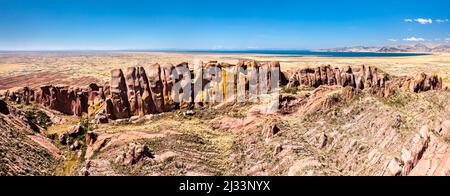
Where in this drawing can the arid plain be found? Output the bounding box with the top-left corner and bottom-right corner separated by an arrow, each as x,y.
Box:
0,51 -> 449,90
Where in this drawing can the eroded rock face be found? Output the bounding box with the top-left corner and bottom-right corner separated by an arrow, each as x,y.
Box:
4,62 -> 444,122
125,67 -> 142,116
174,62 -> 192,109
247,60 -> 260,102
287,65 -> 443,97
147,63 -> 165,113
106,69 -> 131,120
4,87 -> 35,105
161,63 -> 176,111
10,85 -> 90,116
124,66 -> 156,116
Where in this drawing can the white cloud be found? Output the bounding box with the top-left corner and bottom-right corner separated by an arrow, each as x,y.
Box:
405,18 -> 448,24
414,18 -> 433,24
403,37 -> 425,42
446,38 -> 450,41
388,39 -> 398,42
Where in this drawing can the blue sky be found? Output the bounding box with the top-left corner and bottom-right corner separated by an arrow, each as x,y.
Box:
0,0 -> 449,50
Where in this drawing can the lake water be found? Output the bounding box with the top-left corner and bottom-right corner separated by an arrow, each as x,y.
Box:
166,50 -> 429,57
0,50 -> 430,58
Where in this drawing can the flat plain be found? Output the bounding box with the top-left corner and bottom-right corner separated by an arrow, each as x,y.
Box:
0,51 -> 449,89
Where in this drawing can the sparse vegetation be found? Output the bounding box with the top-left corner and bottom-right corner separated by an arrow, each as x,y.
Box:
23,108 -> 52,129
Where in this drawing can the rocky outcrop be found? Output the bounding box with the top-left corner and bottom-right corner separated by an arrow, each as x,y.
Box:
126,66 -> 156,116
106,69 -> 131,120
114,143 -> 153,165
4,85 -> 89,116
287,65 -> 443,97
174,62 -> 193,109
161,63 -> 176,111
148,63 -> 165,113
3,87 -> 35,105
0,102 -> 58,175
3,62 -> 444,121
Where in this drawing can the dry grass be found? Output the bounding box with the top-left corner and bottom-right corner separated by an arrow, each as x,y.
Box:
47,115 -> 79,135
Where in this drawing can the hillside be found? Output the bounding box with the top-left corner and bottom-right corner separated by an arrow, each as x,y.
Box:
321,43 -> 450,53
0,100 -> 59,176
1,61 -> 449,176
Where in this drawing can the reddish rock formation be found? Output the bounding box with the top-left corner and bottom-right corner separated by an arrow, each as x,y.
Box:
174,62 -> 193,109
67,123 -> 83,137
124,66 -> 156,116
203,61 -> 221,105
87,83 -> 106,116
106,69 -> 131,120
247,60 -> 259,102
3,87 -> 34,105
147,63 -> 165,113
20,85 -> 89,116
3,62 -> 444,122
192,60 -> 205,107
115,143 -> 153,165
160,63 -> 176,111
287,65 -> 443,97
125,67 -> 142,116
85,131 -> 98,146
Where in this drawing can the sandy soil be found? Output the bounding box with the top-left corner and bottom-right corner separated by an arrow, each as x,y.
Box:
0,51 -> 448,89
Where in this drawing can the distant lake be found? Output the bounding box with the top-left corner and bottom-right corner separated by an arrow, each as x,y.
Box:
164,50 -> 430,57
0,50 -> 431,58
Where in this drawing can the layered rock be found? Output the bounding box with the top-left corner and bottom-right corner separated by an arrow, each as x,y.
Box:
147,63 -> 165,113
4,85 -> 89,116
160,63 -> 176,111
287,65 -> 443,97
114,143 -> 153,166
124,66 -> 156,116
106,69 -> 131,119
3,62 -> 444,121
173,62 -> 192,109
3,87 -> 35,105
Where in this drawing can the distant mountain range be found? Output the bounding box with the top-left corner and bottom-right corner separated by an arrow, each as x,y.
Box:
319,43 -> 450,53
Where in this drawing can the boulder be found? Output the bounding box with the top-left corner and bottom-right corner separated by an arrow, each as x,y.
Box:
386,157 -> 403,176
115,143 -> 153,165
85,131 -> 98,146
58,134 -> 67,145
70,140 -> 80,150
67,123 -> 83,137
